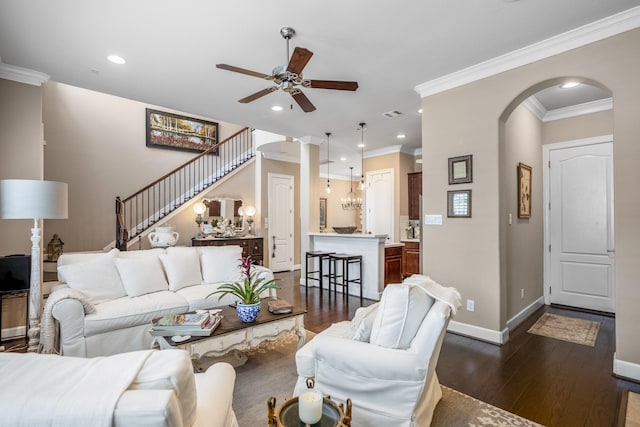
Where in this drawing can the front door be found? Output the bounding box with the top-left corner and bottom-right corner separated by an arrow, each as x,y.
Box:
547,140 -> 614,312
268,173 -> 294,272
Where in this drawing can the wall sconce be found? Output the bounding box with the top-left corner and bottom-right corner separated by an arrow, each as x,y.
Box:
193,202 -> 207,238
245,205 -> 256,235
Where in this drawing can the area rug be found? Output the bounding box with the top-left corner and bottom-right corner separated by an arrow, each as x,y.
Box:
230,331 -> 543,427
527,313 -> 600,346
617,389 -> 640,427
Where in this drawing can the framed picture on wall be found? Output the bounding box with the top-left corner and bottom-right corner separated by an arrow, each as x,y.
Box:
448,155 -> 473,184
518,162 -> 532,218
146,108 -> 219,154
447,190 -> 472,218
320,198 -> 327,230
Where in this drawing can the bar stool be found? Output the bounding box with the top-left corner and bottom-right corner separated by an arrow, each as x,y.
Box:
305,251 -> 335,295
328,253 -> 363,303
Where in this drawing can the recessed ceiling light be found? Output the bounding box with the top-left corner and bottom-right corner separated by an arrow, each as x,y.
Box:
560,82 -> 580,89
271,105 -> 283,111
397,133 -> 406,139
340,157 -> 347,161
357,143 -> 365,148
418,108 -> 423,114
107,55 -> 126,65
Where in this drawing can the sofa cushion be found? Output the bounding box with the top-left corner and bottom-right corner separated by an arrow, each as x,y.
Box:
57,249 -> 126,304
128,349 -> 197,427
84,291 -> 188,336
369,284 -> 434,349
176,283 -> 237,310
343,303 -> 379,342
199,246 -> 243,284
159,247 -> 203,291
115,256 -> 169,297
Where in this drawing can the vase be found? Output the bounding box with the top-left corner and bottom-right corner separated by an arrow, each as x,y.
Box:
236,301 -> 261,322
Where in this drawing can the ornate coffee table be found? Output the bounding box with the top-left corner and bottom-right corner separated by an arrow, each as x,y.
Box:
152,301 -> 306,365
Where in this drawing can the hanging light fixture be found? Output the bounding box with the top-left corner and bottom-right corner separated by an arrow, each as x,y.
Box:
325,132 -> 331,194
358,122 -> 366,190
341,166 -> 362,210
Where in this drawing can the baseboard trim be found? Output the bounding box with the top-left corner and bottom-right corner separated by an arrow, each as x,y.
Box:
448,320 -> 509,344
613,353 -> 640,382
1,326 -> 26,340
507,297 -> 545,331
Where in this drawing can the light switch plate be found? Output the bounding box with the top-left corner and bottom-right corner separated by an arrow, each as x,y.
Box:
425,214 -> 443,225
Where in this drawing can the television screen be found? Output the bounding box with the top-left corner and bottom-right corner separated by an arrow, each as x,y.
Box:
0,255 -> 30,292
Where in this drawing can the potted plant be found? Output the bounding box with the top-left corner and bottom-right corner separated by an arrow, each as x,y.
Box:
208,256 -> 279,322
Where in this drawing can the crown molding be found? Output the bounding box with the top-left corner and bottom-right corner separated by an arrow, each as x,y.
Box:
260,151 -> 300,163
0,61 -> 49,86
415,6 -> 640,98
522,96 -> 547,121
522,96 -> 613,122
543,97 -> 613,122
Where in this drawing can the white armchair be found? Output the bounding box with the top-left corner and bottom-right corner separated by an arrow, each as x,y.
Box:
294,276 -> 460,427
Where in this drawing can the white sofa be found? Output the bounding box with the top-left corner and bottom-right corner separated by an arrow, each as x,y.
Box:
43,245 -> 275,357
0,349 -> 238,427
294,275 -> 461,427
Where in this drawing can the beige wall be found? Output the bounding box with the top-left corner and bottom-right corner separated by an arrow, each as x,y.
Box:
542,109 -> 613,145
364,151 -> 417,241
42,81 -> 244,252
318,178 -> 360,230
0,78 -> 44,333
421,29 -> 640,368
504,104 -> 543,320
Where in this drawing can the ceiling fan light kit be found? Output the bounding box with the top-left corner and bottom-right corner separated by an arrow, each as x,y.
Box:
216,27 -> 359,113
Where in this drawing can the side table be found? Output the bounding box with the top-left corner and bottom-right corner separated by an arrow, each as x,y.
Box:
267,395 -> 352,427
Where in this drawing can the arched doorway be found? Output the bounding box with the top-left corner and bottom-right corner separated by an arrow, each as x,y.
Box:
499,77 -> 614,320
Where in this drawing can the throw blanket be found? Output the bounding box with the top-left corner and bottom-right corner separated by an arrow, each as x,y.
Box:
0,350 -> 153,427
39,286 -> 96,354
403,274 -> 462,315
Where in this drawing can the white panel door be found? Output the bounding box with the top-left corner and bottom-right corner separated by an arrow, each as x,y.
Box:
549,142 -> 614,312
268,174 -> 294,272
365,169 -> 394,242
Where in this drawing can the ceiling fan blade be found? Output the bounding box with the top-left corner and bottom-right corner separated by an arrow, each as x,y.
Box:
287,47 -> 313,75
291,90 -> 316,113
238,87 -> 278,103
308,80 -> 359,91
216,64 -> 271,79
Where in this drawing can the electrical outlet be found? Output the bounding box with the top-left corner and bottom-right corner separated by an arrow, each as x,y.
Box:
466,299 -> 475,312
521,288 -> 525,299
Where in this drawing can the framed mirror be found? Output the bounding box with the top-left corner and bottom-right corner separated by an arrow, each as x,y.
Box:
203,197 -> 244,231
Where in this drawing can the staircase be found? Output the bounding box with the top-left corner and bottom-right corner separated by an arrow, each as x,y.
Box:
115,127 -> 254,250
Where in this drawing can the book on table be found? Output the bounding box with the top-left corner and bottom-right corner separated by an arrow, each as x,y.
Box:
268,299 -> 293,314
150,313 -> 222,337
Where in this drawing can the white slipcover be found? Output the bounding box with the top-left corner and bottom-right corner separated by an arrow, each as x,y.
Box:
294,280 -> 458,427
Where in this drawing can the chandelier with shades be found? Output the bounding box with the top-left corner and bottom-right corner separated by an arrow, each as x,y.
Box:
341,166 -> 362,210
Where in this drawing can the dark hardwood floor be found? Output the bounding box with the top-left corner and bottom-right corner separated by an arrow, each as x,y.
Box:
275,270 -> 640,427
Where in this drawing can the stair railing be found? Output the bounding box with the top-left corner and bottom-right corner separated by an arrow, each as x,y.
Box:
116,127 -> 253,249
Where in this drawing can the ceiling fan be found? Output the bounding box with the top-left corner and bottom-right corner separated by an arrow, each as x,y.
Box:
216,27 -> 359,113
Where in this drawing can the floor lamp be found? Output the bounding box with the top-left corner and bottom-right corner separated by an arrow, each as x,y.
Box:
0,179 -> 68,352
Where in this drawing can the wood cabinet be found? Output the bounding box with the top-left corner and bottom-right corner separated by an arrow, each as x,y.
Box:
402,241 -> 420,278
408,172 -> 422,220
191,236 -> 264,265
384,246 -> 404,286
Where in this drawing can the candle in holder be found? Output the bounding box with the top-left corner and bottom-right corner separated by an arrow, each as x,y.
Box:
298,390 -> 323,424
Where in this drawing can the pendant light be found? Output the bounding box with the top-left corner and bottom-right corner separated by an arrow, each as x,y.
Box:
341,167 -> 362,210
325,132 -> 331,194
358,122 -> 366,190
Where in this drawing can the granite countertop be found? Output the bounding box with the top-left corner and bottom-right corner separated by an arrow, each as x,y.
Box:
400,238 -> 420,243
308,232 -> 388,239
385,242 -> 405,248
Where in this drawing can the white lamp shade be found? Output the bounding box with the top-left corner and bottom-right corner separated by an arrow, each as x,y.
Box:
0,179 -> 68,220
193,202 -> 207,215
245,205 -> 256,217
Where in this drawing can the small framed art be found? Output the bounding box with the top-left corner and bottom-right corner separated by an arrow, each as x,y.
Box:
448,155 -> 473,184
447,190 -> 472,218
517,162 -> 532,218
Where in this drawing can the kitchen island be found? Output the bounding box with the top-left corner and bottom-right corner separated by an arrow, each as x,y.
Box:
308,232 -> 387,300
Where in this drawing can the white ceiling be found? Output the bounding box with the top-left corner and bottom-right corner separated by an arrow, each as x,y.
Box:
0,0 -> 637,178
